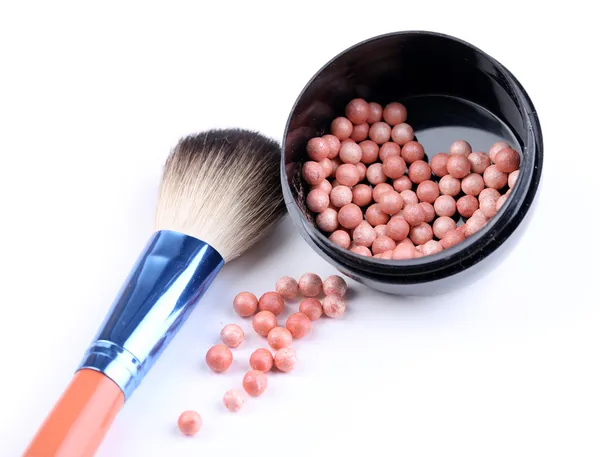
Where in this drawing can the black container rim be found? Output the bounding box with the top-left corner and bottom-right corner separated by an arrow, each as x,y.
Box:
281,30 -> 543,285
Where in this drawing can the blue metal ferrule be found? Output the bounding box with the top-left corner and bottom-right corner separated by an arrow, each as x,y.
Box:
77,230 -> 224,400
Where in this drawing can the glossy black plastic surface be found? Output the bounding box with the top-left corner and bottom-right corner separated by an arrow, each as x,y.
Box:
281,31 -> 543,296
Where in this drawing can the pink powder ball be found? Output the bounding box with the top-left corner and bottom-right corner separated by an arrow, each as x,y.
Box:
494,148 -> 521,173
434,195 -> 457,217
379,191 -> 404,215
479,188 -> 501,203
416,180 -> 440,203
331,117 -> 353,140
461,173 -> 485,196
369,122 -> 392,144
367,102 -> 383,124
322,134 -> 341,159
352,220 -> 377,247
465,215 -> 488,236
206,344 -> 233,373
430,153 -> 450,177
366,163 -> 387,185
345,98 -> 370,124
275,276 -> 299,300
359,140 -> 380,164
392,241 -> 416,260
479,197 -> 497,219
420,202 -> 436,223
302,161 -> 325,185
330,185 -> 353,208
298,272 -> 323,297
438,175 -> 461,196
393,175 -> 413,192
223,389 -> 244,412
243,370 -> 268,396
496,193 -> 509,211
274,347 -> 297,372
400,189 -> 418,205
483,165 -> 508,190
373,183 -> 395,203
299,298 -> 323,320
386,216 -> 410,241
316,208 -> 339,232
432,216 -> 456,239
352,184 -> 373,207
446,154 -> 471,179
489,141 -> 510,163
468,152 -> 491,174
306,137 -> 330,161
449,140 -> 472,157
258,291 -> 285,316
338,203 -> 363,229
249,348 -> 273,372
391,123 -> 414,145
383,155 -> 407,179
322,295 -> 346,318
329,229 -> 351,249
408,160 -> 432,184
422,239 -> 443,256
440,229 -> 466,249
379,142 -> 401,161
383,102 -> 408,125
351,123 -> 370,142
456,195 -> 479,218
286,312 -> 311,339
267,326 -> 293,350
372,235 -> 396,254
403,203 -> 426,227
233,292 -> 258,317
410,222 -> 434,245
306,188 -> 330,213
401,141 -> 425,164
323,275 -> 347,297
335,163 -> 360,187
221,324 -> 244,348
365,203 -> 390,226
339,141 -> 363,164
374,224 -> 388,237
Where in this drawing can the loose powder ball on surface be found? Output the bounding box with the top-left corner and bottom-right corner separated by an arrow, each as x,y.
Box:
252,311 -> 278,337
299,298 -> 323,320
275,276 -> 299,300
323,275 -> 347,297
274,348 -> 297,373
206,344 -> 233,373
322,295 -> 346,318
233,292 -> 258,317
243,370 -> 268,397
298,273 -> 323,297
258,292 -> 285,316
249,348 -> 274,372
178,411 -> 202,436
286,312 -> 311,339
267,327 -> 293,350
223,390 -> 244,413
220,324 -> 244,348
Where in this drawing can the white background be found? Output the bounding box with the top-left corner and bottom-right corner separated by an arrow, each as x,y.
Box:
0,1 -> 598,456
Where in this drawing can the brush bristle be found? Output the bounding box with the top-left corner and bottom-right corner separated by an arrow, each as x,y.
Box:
155,128 -> 286,262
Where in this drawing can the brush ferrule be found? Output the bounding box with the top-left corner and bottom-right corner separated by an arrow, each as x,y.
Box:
78,230 -> 224,400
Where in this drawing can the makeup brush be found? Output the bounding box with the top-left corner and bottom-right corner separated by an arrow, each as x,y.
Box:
24,128 -> 286,457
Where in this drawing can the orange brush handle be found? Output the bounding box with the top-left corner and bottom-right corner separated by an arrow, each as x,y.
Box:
24,369 -> 124,457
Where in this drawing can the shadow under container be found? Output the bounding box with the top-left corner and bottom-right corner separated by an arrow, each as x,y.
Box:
281,31 -> 543,296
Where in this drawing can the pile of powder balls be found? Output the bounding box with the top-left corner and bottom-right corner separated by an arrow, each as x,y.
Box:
177,273 -> 348,436
300,98 -> 521,259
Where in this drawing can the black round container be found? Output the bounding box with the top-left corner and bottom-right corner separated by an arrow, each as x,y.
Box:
281,31 -> 543,295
